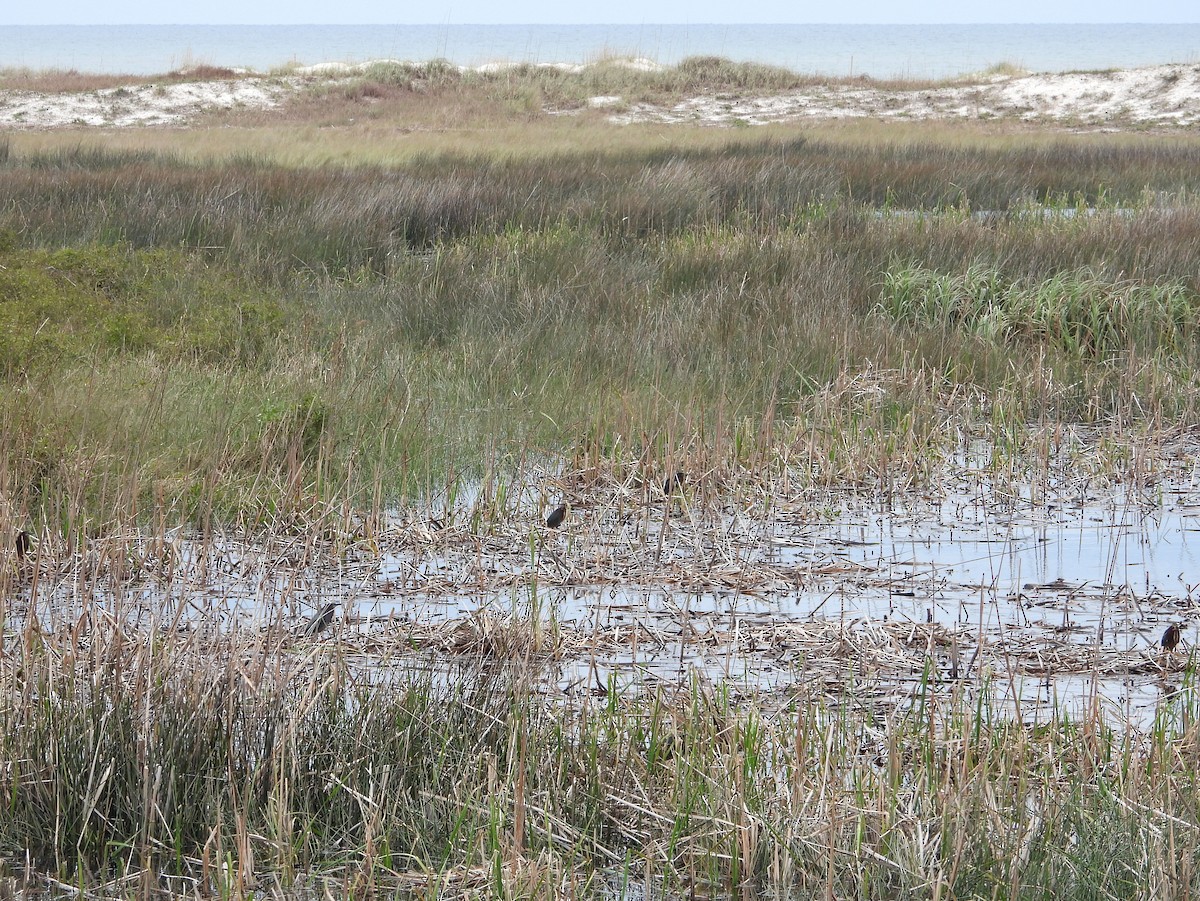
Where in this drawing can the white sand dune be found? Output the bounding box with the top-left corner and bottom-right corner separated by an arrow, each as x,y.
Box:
604,64 -> 1200,128
0,77 -> 295,128
1,61 -> 1198,130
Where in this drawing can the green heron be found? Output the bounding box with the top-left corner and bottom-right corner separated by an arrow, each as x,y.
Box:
663,471 -> 686,494
14,531 -> 32,561
545,504 -> 567,529
1162,623 -> 1183,652
304,602 -> 338,637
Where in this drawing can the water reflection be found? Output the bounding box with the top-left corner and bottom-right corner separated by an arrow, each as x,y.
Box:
7,449 -> 1200,727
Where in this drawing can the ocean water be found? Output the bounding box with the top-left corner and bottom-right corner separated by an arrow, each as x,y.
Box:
1,23 -> 1198,79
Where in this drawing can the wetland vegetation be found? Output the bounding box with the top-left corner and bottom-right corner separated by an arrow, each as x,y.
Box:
4,61 -> 1200,898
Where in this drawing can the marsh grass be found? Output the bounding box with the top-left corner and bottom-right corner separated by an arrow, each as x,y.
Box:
3,606 -> 1200,899
6,69 -> 1200,898
3,136 -> 1200,523
10,138 -> 1200,253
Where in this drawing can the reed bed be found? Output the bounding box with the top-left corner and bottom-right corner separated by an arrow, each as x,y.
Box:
1,597 -> 1200,899
2,422 -> 1190,692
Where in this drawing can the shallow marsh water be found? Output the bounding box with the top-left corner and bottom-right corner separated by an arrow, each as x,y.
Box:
9,434 -> 1200,729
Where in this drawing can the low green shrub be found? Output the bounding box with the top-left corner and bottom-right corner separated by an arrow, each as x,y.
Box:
0,242 -> 283,375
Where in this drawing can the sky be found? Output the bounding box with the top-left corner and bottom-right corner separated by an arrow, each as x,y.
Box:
5,0 -> 1197,24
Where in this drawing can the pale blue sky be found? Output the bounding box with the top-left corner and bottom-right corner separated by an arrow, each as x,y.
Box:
5,0 -> 1197,24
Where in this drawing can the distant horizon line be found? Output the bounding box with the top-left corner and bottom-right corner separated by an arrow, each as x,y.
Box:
5,21 -> 1199,27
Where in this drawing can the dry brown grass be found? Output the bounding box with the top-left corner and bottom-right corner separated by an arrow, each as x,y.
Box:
0,64 -> 242,94
0,68 -> 154,93
13,113 -> 1200,171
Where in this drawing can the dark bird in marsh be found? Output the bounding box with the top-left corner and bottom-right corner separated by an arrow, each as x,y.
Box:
1162,622 -> 1183,653
14,530 -> 32,561
304,602 -> 338,637
663,471 -> 686,495
545,504 -> 568,529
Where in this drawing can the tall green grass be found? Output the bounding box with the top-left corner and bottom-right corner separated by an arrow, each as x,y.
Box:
877,263 -> 1200,357
1,137 -> 1200,527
